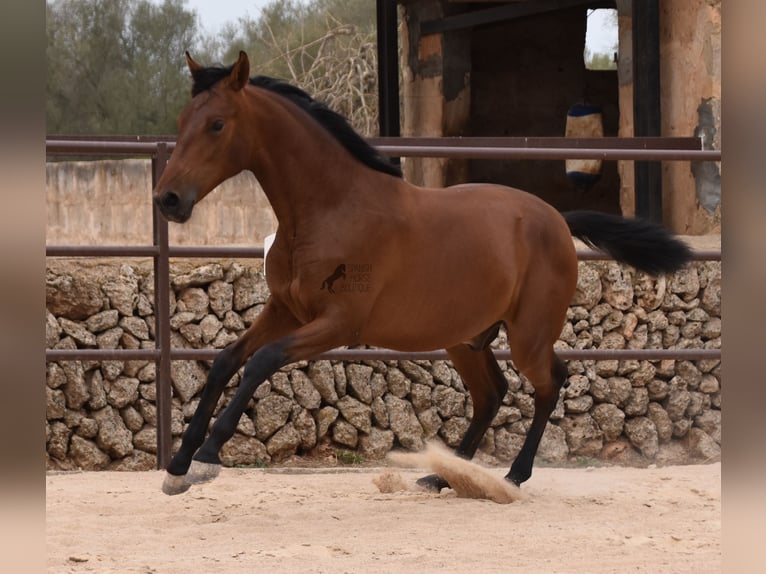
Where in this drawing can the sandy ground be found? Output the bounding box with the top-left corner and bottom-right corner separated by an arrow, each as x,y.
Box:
46,457 -> 720,574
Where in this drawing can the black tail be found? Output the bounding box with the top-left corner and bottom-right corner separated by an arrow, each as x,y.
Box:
562,211 -> 692,275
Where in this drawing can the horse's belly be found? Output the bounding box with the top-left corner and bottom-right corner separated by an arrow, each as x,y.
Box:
362,317 -> 498,352
360,275 -> 512,352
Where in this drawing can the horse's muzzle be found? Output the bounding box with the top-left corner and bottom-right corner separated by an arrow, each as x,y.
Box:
154,189 -> 194,223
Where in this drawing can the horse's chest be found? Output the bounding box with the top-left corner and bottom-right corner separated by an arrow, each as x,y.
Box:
266,261 -> 324,324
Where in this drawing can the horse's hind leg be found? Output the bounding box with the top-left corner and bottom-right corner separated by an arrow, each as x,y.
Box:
416,344 -> 508,492
506,348 -> 568,486
502,233 -> 576,486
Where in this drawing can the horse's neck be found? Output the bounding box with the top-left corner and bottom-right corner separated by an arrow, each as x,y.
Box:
248,88 -> 366,232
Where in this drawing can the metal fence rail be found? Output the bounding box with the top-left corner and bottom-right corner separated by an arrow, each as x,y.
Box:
45,136 -> 722,468
45,347 -> 721,362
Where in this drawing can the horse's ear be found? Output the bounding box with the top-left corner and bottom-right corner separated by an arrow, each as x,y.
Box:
185,51 -> 203,77
229,51 -> 250,91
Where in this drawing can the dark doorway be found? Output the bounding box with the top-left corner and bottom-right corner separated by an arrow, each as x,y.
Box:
468,5 -> 620,214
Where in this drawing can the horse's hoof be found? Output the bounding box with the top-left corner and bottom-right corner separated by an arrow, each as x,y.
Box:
186,460 -> 222,485
505,472 -> 526,487
162,472 -> 192,496
416,474 -> 450,492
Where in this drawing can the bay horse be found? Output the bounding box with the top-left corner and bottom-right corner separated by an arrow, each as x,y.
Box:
154,51 -> 691,496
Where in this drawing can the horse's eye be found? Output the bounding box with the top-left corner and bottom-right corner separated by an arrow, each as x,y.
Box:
211,119 -> 224,132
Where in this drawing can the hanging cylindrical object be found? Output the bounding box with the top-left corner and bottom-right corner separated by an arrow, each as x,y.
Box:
565,103 -> 604,192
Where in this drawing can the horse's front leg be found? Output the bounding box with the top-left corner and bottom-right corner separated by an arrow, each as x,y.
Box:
183,314 -> 347,488
161,299 -> 299,495
161,343 -> 246,495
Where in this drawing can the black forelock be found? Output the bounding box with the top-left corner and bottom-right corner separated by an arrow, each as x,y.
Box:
188,63 -> 402,178
190,63 -> 233,97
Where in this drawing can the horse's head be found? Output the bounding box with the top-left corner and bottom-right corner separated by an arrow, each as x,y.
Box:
153,51 -> 252,223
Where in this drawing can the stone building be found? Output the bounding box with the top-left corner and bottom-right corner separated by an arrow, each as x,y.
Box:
384,0 -> 721,234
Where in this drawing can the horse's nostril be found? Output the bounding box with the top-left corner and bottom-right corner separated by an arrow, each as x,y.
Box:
162,191 -> 180,209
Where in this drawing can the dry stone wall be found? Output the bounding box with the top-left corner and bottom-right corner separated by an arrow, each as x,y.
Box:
45,258 -> 721,471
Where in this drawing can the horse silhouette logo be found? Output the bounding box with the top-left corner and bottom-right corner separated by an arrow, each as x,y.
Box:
320,264 -> 346,294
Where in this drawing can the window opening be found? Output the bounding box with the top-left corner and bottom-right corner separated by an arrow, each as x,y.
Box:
585,8 -> 618,70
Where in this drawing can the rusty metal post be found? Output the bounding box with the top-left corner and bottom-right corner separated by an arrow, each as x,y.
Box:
152,143 -> 173,469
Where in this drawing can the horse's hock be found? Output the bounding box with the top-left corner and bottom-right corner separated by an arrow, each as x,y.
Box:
45,255 -> 721,471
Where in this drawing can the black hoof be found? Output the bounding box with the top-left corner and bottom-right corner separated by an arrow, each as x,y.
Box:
506,472 -> 526,487
416,474 -> 450,492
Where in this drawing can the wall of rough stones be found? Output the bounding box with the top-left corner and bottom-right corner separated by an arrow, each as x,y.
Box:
45,257 -> 721,472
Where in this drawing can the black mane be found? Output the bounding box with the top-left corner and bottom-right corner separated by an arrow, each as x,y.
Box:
190,63 -> 402,178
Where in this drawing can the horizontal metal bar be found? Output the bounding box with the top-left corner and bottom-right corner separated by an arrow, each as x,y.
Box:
48,134 -> 176,143
45,245 -> 160,257
49,135 -> 703,149
45,246 -> 721,262
376,146 -> 721,161
369,136 -> 703,150
46,138 -> 719,161
46,346 -> 720,363
45,245 -> 266,258
167,246 -> 265,258
576,249 -> 721,262
46,349 -> 161,361
317,348 -> 722,362
46,140 -> 174,156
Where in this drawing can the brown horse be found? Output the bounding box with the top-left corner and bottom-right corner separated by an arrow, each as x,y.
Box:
154,51 -> 691,496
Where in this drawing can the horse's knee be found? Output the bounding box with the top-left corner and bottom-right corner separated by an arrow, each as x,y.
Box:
210,343 -> 242,376
242,339 -> 288,382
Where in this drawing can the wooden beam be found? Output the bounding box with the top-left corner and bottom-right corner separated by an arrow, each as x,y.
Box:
632,0 -> 662,223
421,0 -> 606,35
376,0 -> 400,139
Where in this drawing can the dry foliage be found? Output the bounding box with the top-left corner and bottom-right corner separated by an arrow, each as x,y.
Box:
258,16 -> 380,136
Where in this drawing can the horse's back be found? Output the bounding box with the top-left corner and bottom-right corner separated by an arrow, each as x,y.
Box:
359,181 -> 578,350
419,182 -> 575,261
